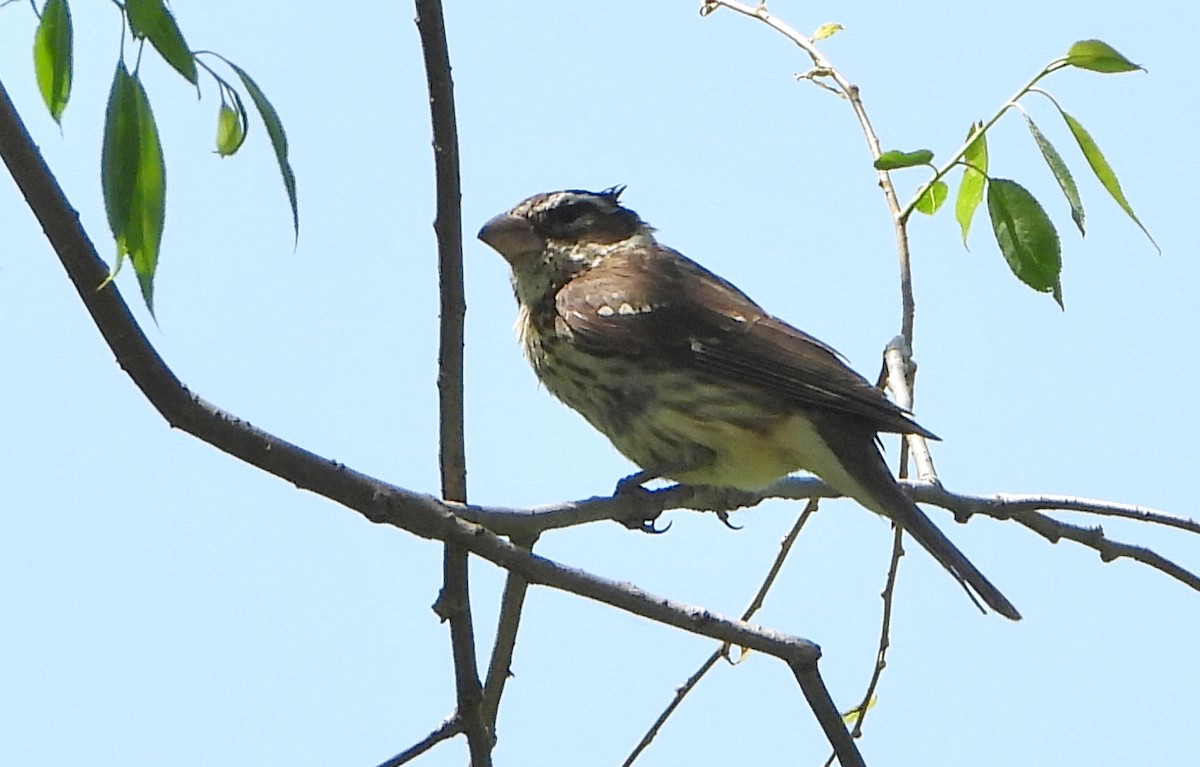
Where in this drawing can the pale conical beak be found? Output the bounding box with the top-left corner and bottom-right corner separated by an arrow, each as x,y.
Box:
478,213 -> 545,263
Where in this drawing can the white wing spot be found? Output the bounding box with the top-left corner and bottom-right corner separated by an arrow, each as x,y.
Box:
617,302 -> 637,315
597,305 -> 615,317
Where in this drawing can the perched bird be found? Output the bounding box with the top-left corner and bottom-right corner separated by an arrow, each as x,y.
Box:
478,186 -> 1019,620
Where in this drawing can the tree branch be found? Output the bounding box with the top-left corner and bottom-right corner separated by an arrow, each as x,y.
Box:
413,0 -> 488,762
480,534 -> 537,731
374,716 -> 462,767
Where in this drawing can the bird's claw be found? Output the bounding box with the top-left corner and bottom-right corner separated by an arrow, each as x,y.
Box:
715,509 -> 743,530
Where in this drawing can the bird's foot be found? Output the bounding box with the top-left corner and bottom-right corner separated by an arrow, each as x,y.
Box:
614,470 -> 672,533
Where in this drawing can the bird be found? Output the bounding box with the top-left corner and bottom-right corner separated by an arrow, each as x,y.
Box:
478,186 -> 1020,620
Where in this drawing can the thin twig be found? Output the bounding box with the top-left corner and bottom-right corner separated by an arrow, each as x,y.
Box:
701,0 -> 916,343
623,500 -> 820,766
374,716 -> 463,767
622,651 -> 724,767
1010,510 -> 1200,591
850,526 -> 903,736
481,534 -> 538,729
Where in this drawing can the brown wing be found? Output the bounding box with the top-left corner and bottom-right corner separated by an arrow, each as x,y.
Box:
554,243 -> 937,438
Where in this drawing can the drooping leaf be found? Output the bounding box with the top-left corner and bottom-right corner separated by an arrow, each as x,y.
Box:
215,103 -> 246,157
101,63 -> 166,312
955,121 -> 987,246
101,63 -> 138,262
1058,108 -> 1158,251
1064,39 -> 1143,74
33,0 -> 73,123
874,148 -> 934,171
987,178 -> 1063,307
224,59 -> 299,240
914,180 -> 947,215
1022,113 -> 1085,236
125,0 -> 196,84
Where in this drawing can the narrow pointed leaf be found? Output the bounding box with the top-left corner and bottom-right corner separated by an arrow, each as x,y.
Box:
215,103 -> 246,157
987,178 -> 1063,307
33,0 -> 73,123
101,64 -> 166,313
915,180 -> 947,215
127,74 -> 166,312
224,61 -> 298,240
1022,113 -> 1085,236
874,148 -> 934,171
1058,108 -> 1158,251
101,63 -> 138,263
126,0 -> 196,84
1064,40 -> 1143,74
955,121 -> 988,246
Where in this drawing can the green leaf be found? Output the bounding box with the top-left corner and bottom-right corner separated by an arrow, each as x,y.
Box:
101,64 -> 137,259
841,696 -> 878,725
225,60 -> 299,240
1064,40 -> 1143,74
987,178 -> 1062,307
33,0 -> 73,123
1022,113 -> 1085,236
1058,108 -> 1158,251
955,121 -> 987,246
125,0 -> 196,84
914,180 -> 947,215
215,103 -> 246,157
812,23 -> 843,42
874,149 -> 934,171
101,64 -> 166,312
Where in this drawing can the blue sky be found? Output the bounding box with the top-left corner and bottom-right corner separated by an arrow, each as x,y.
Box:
2,1 -> 1197,765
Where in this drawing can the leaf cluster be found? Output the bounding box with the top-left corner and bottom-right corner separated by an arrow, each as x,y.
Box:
30,0 -> 298,312
875,40 -> 1155,308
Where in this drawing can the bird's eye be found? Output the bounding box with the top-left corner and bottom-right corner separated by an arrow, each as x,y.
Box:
539,201 -> 598,239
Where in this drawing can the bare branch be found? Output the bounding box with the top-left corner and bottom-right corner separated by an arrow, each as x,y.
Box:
792,661 -> 867,767
481,534 -> 538,729
415,0 -> 467,504
624,500 -> 820,765
915,485 -> 1199,534
413,1 -> 488,761
848,525 -> 904,738
374,716 -> 462,767
1012,511 -> 1200,591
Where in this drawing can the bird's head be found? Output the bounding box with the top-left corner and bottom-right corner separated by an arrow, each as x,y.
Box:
478,186 -> 655,306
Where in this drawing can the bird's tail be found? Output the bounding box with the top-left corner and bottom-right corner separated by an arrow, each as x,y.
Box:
817,420 -> 1021,620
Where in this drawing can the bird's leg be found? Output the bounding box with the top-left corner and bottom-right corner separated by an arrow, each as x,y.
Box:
614,469 -> 659,495
612,470 -> 673,533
